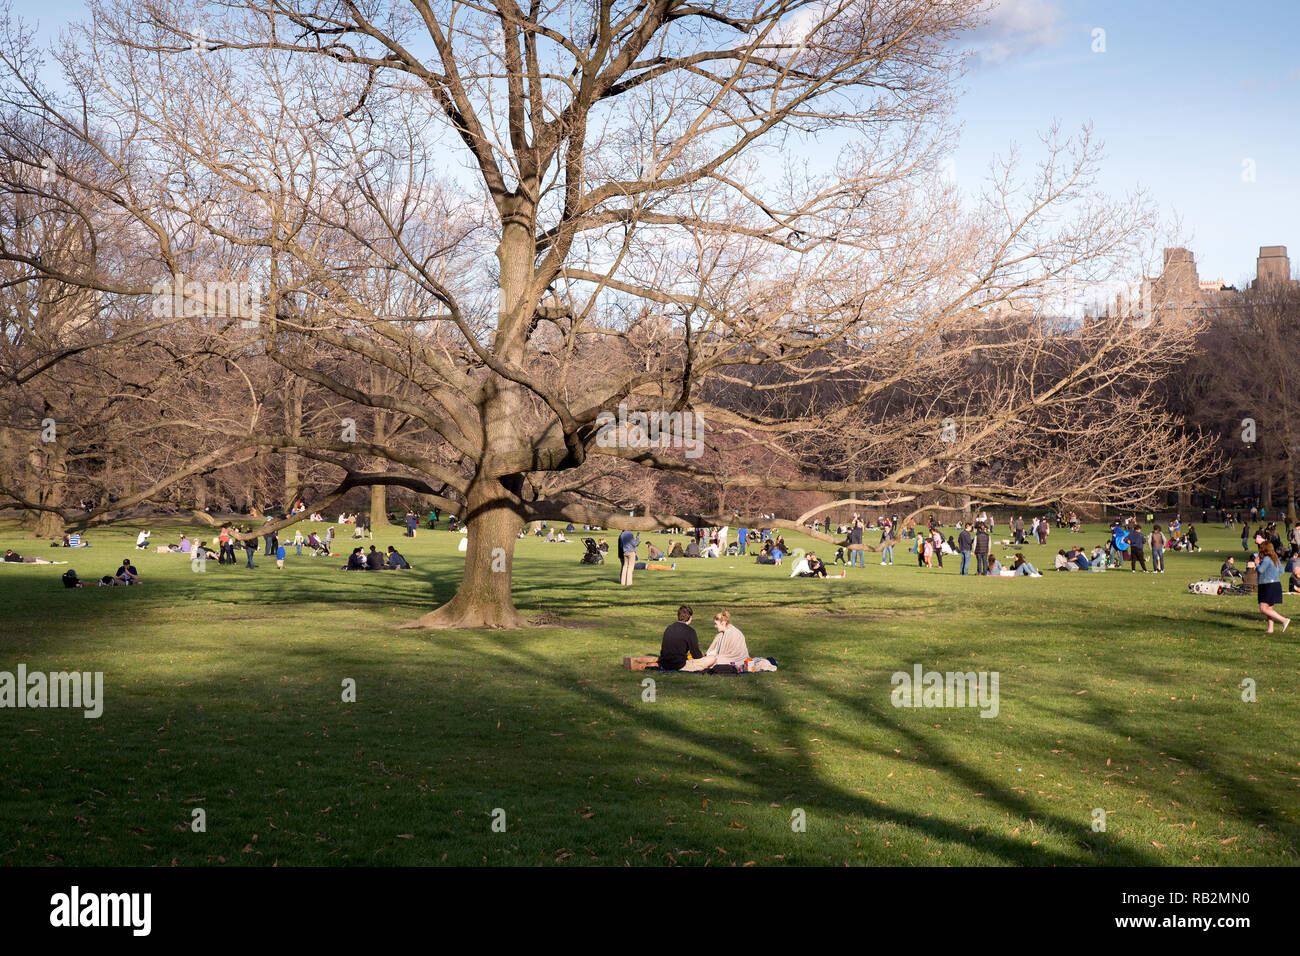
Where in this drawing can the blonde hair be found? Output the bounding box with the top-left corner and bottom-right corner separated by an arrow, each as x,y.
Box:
713,609 -> 731,626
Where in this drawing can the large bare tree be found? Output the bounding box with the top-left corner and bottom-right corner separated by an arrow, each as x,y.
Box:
0,0 -> 1213,627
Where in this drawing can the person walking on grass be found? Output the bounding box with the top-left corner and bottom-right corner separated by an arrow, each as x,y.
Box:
243,532 -> 257,569
1128,524 -> 1149,572
880,524 -> 895,566
1255,541 -> 1290,634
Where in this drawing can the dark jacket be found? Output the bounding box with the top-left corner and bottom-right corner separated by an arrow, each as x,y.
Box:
658,622 -> 702,671
958,529 -> 973,551
974,531 -> 990,555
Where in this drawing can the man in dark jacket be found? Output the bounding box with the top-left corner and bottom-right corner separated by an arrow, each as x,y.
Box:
849,519 -> 864,568
365,546 -> 386,570
657,605 -> 703,671
974,525 -> 991,575
958,524 -> 974,575
1128,526 -> 1148,572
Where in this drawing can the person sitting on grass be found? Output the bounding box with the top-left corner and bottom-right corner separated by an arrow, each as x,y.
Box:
193,541 -> 218,561
365,545 -> 386,570
646,541 -> 665,561
1065,546 -> 1091,571
791,551 -> 829,578
1011,553 -> 1040,576
114,559 -> 140,585
657,605 -> 703,672
343,547 -> 366,571
386,546 -> 411,569
1221,556 -> 1242,580
682,609 -> 751,672
135,529 -> 151,550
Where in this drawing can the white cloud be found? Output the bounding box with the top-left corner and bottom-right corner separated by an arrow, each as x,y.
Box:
965,0 -> 1064,67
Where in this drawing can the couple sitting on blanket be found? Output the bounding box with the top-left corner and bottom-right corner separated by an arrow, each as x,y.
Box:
658,605 -> 773,672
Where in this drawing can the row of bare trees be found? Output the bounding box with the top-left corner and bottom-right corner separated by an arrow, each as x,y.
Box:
0,0 -> 1220,628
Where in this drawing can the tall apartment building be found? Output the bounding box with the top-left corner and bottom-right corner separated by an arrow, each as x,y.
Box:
1253,245 -> 1292,288
1134,244 -> 1294,326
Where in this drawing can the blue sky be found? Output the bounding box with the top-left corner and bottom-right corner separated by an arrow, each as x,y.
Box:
959,0 -> 1300,285
16,0 -> 1299,284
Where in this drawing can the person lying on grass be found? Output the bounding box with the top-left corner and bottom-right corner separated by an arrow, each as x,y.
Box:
680,610 -> 751,672
3,549 -> 64,565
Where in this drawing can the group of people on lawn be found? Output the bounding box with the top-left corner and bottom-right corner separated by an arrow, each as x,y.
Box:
342,545 -> 412,571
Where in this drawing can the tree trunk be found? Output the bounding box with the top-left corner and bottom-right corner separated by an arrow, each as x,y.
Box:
283,379 -> 306,510
27,436 -> 65,538
368,400 -> 388,528
399,478 -> 525,629
400,197 -> 533,629
1287,463 -> 1297,525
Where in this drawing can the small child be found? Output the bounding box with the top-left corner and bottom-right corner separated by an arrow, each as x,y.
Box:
276,543 -> 286,569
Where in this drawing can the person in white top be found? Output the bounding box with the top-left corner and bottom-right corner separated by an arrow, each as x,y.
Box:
135,530 -> 151,549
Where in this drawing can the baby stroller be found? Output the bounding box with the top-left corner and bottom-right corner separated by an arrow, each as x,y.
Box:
580,538 -> 604,565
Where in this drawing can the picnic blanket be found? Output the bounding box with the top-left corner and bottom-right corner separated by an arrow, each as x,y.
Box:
645,657 -> 779,675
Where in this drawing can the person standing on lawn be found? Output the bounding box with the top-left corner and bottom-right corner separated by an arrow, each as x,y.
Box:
958,523 -> 973,575
880,523 -> 896,566
619,528 -> 639,586
1150,524 -> 1166,573
1128,524 -> 1148,572
850,518 -> 865,568
1255,541 -> 1291,634
974,524 -> 990,575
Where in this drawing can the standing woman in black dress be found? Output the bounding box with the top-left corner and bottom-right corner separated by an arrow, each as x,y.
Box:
1255,541 -> 1290,634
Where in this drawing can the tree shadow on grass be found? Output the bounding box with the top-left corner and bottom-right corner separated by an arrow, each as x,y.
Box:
457,642 -> 1161,866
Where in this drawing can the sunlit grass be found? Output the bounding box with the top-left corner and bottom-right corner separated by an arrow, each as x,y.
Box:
0,516 -> 1295,865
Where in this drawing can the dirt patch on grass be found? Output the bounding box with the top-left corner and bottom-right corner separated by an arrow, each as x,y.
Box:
526,611 -> 602,629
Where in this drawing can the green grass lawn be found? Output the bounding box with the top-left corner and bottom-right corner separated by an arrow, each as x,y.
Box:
0,517 -> 1295,866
